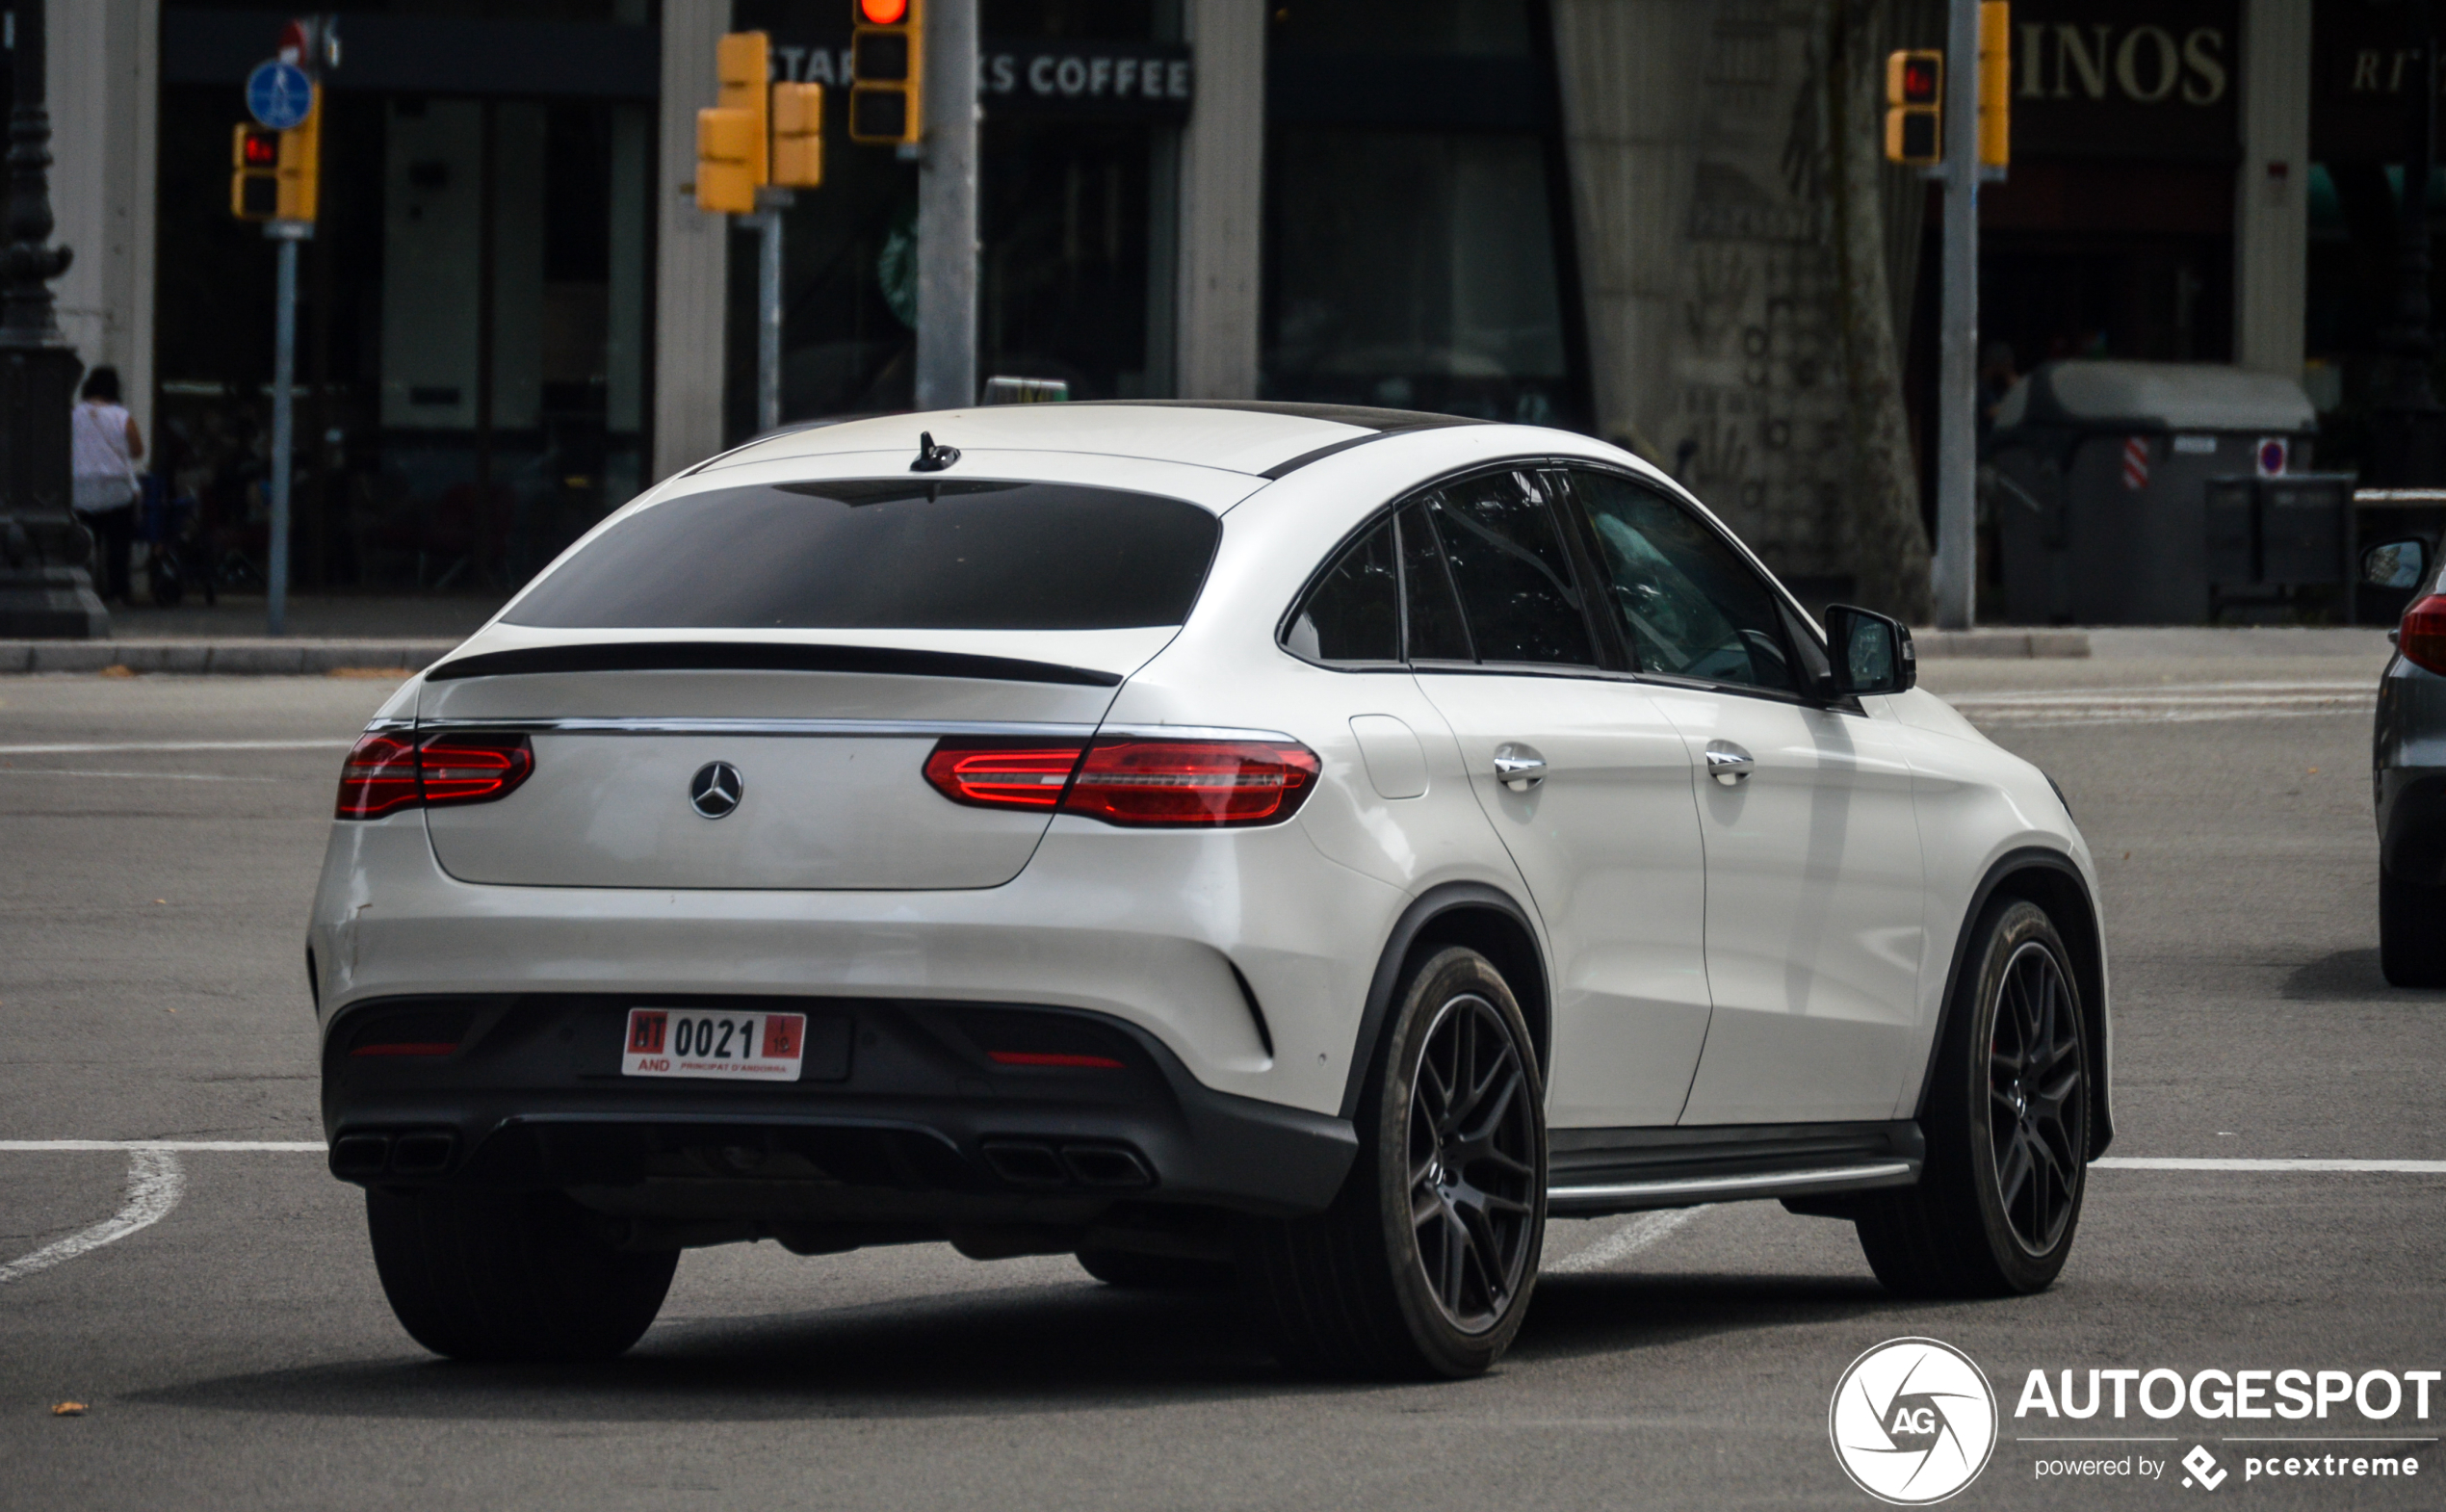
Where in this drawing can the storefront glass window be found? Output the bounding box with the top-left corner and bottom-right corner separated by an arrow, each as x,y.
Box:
1262,0 -> 1585,426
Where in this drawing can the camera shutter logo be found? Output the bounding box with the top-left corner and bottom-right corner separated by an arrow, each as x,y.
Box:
1829,1338 -> 1998,1504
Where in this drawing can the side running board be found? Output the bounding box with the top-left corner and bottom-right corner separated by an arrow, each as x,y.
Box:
1545,1120 -> 1923,1216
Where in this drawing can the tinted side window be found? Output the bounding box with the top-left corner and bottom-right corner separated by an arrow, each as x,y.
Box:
1420,471 -> 1595,666
1397,503 -> 1473,661
1568,470 -> 1799,693
1285,519 -> 1399,663
507,479 -> 1220,631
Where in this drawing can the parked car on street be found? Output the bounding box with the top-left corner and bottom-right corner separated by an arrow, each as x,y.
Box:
2366,537 -> 2446,985
310,402 -> 2112,1378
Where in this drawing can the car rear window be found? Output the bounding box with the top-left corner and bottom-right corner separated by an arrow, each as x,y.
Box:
505,479 -> 1222,631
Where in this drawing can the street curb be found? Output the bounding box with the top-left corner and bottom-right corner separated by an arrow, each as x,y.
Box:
0,639 -> 456,675
1912,629 -> 2091,660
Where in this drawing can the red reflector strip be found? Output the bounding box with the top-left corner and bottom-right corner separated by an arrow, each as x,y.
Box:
349,1042 -> 459,1057
987,1051 -> 1125,1070
923,742 -> 1088,810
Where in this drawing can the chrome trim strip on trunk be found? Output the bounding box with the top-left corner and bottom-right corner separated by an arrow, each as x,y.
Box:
1546,1160 -> 1917,1210
1094,723 -> 1300,743
411,717 -> 1101,739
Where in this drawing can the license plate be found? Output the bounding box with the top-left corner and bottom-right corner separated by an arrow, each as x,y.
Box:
621,1007 -> 806,1082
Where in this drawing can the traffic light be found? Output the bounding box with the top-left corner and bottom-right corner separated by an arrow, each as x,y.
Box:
1978,1 -> 2010,169
770,82 -> 824,189
229,94 -> 321,223
849,0 -> 924,146
232,124 -> 280,220
696,31 -> 769,214
1885,49 -> 1942,167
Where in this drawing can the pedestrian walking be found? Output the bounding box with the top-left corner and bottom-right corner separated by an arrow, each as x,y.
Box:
72,366 -> 143,605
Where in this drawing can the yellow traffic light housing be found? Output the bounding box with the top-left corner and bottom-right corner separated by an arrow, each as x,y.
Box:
849,0 -> 924,146
770,82 -> 824,189
232,124 -> 281,221
1977,1 -> 2010,169
1885,49 -> 1942,167
696,31 -> 770,213
230,93 -> 321,223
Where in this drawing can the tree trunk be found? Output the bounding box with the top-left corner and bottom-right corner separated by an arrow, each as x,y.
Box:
1827,0 -> 1933,622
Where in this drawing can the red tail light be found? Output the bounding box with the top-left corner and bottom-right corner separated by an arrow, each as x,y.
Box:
924,735 -> 1321,827
923,742 -> 1089,810
2405,595 -> 2446,675
987,1050 -> 1125,1069
336,731 -> 534,819
1064,739 -> 1321,826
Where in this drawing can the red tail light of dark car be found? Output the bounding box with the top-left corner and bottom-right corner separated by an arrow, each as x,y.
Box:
336,731 -> 534,819
2402,595 -> 2446,676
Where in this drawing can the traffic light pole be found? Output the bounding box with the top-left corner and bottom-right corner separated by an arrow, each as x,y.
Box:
914,0 -> 977,411
751,190 -> 794,433
1932,0 -> 1980,630
266,219 -> 309,637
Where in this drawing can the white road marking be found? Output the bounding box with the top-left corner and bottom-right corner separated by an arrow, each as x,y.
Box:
0,1140 -> 324,1152
1944,681 -> 2374,727
0,739 -> 351,755
1546,1206 -> 1711,1274
0,1150 -> 184,1287
2095,1157 -> 2446,1173
0,769 -> 290,782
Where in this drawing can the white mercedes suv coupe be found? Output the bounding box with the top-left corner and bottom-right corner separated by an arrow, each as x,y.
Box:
309,403 -> 2110,1378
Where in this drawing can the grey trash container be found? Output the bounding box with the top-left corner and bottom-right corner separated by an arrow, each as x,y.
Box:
1987,360 -> 2318,624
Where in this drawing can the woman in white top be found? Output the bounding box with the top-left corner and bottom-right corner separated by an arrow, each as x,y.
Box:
71,366 -> 143,604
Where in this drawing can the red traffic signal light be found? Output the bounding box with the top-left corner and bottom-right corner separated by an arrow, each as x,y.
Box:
859,0 -> 908,22
1898,55 -> 1939,105
240,127 -> 280,168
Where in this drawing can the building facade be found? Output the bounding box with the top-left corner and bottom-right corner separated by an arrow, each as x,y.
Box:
48,0 -> 2352,612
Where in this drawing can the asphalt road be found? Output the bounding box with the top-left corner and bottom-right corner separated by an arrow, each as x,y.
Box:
3,638 -> 2441,1510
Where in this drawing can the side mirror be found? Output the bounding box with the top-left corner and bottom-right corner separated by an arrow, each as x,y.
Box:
1824,604 -> 1916,696
2364,538 -> 2429,590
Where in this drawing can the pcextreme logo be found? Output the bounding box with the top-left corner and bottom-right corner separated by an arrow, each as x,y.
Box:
1831,1338 -> 2000,1504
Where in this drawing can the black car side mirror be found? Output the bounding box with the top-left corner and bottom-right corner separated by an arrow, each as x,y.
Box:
1823,605 -> 1916,696
2364,537 -> 2428,590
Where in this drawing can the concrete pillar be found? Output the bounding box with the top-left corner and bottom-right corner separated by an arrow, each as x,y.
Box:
2234,0 -> 2311,379
655,0 -> 731,481
48,0 -> 159,442
1174,0 -> 1264,400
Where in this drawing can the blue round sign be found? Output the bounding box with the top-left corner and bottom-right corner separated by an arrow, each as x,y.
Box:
246,61 -> 314,131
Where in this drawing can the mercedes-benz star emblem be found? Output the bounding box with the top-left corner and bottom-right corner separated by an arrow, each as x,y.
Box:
689,761 -> 743,820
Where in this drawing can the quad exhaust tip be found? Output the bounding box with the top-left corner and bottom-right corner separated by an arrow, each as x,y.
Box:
979,1138 -> 1152,1190
330,1129 -> 459,1180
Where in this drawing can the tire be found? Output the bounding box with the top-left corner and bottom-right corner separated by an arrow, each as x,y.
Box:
2380,871 -> 2446,986
1075,1248 -> 1236,1290
1236,946 -> 1547,1379
365,1187 -> 677,1362
1855,899 -> 2089,1298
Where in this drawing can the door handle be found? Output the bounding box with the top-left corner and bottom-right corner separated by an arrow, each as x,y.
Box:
1704,741 -> 1755,786
1493,743 -> 1548,792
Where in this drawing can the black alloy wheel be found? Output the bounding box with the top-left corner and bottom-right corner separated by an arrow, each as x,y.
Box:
1407,991 -> 1541,1333
1236,945 -> 1548,1378
1854,898 -> 2089,1297
1988,938 -> 2085,1257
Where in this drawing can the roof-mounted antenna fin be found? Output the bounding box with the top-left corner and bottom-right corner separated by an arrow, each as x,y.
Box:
911,431 -> 961,473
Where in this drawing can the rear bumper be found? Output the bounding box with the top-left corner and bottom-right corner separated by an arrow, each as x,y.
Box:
324,992 -> 1357,1227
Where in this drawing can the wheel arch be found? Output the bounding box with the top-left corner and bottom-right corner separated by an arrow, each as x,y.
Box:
1340,882 -> 1551,1121
1918,847 -> 2114,1158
